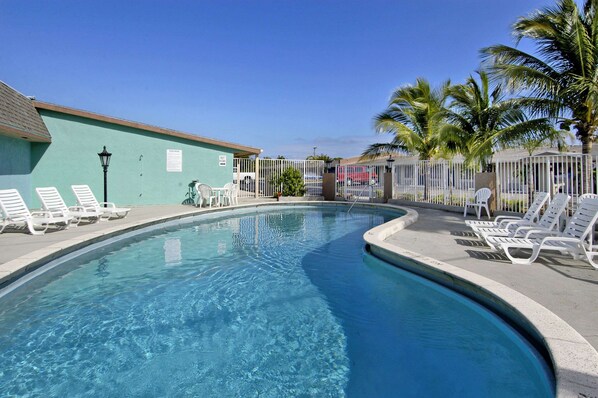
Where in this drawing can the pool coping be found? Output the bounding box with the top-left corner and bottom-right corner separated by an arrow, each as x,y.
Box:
1,201 -> 597,397
363,205 -> 598,398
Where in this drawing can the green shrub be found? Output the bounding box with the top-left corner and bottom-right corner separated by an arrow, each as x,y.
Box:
398,193 -> 415,201
501,198 -> 525,211
271,167 -> 306,197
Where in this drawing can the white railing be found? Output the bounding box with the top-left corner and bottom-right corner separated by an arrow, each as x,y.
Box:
233,158 -> 325,198
235,154 -> 598,212
496,154 -> 596,213
393,159 -> 479,207
389,154 -> 598,215
335,164 -> 386,202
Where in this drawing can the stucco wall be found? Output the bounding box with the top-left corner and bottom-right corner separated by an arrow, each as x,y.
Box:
31,110 -> 235,207
0,135 -> 32,205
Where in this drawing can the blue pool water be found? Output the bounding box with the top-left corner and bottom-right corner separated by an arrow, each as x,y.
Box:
0,207 -> 553,397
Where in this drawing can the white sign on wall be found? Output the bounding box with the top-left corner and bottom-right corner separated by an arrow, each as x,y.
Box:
219,155 -> 226,167
167,149 -> 182,172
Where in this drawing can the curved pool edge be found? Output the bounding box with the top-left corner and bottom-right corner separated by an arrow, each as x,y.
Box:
363,206 -> 598,398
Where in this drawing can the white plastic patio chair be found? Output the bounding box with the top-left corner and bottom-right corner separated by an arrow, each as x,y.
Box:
195,183 -> 219,208
230,183 -> 239,205
475,193 -> 570,249
463,188 -> 492,219
486,197 -> 598,268
36,187 -> 101,226
221,182 -> 234,206
465,191 -> 549,230
71,185 -> 130,220
0,189 -> 71,235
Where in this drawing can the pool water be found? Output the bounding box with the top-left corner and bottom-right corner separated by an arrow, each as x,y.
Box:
0,207 -> 553,397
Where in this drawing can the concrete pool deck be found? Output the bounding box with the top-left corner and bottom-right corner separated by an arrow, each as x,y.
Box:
1,200 -> 597,396
384,206 -> 598,352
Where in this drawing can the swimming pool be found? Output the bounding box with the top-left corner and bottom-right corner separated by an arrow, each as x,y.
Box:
0,206 -> 553,397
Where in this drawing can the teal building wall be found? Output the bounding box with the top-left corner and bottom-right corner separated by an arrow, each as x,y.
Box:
0,135 -> 32,204
30,110 -> 235,207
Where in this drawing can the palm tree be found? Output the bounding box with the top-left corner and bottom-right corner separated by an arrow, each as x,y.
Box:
482,0 -> 598,189
441,71 -> 555,170
362,78 -> 450,199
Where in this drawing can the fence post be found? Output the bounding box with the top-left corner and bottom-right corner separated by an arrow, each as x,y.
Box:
255,156 -> 260,198
384,170 -> 393,202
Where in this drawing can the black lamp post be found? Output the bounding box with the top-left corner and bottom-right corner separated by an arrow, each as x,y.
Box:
98,146 -> 112,207
386,155 -> 395,173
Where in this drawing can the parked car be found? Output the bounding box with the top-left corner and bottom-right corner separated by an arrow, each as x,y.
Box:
336,166 -> 378,185
233,166 -> 256,183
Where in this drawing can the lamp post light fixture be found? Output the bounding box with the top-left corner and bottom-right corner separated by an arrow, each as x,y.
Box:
98,146 -> 112,207
386,155 -> 395,173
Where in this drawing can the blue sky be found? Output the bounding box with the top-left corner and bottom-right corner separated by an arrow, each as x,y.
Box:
1,0 -> 552,158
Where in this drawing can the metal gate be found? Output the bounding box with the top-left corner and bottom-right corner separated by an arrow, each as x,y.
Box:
335,164 -> 385,202
233,158 -> 325,198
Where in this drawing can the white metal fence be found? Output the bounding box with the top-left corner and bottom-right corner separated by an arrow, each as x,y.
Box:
233,154 -> 598,212
496,154 -> 596,213
393,160 -> 480,207
390,154 -> 598,214
233,158 -> 325,198
334,164 -> 386,202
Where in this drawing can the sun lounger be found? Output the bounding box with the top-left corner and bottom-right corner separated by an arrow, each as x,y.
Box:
465,191 -> 549,230
36,187 -> 101,225
71,185 -> 130,220
475,193 -> 570,249
486,197 -> 598,268
0,189 -> 71,235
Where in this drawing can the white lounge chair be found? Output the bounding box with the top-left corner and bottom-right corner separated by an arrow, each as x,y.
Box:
475,193 -> 570,249
463,188 -> 492,219
486,197 -> 598,268
71,185 -> 130,220
578,193 -> 598,204
36,187 -> 101,226
578,193 -> 598,248
195,183 -> 219,208
465,191 -> 549,230
0,189 -> 71,235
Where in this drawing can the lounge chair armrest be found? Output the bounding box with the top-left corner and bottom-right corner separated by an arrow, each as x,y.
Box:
30,210 -> 51,218
539,236 -> 579,244
523,229 -> 558,239
68,205 -> 100,214
45,207 -> 69,218
503,219 -> 531,229
98,202 -> 117,209
494,216 -> 521,224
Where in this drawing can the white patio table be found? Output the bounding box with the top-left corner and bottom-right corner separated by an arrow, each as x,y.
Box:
211,187 -> 230,206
